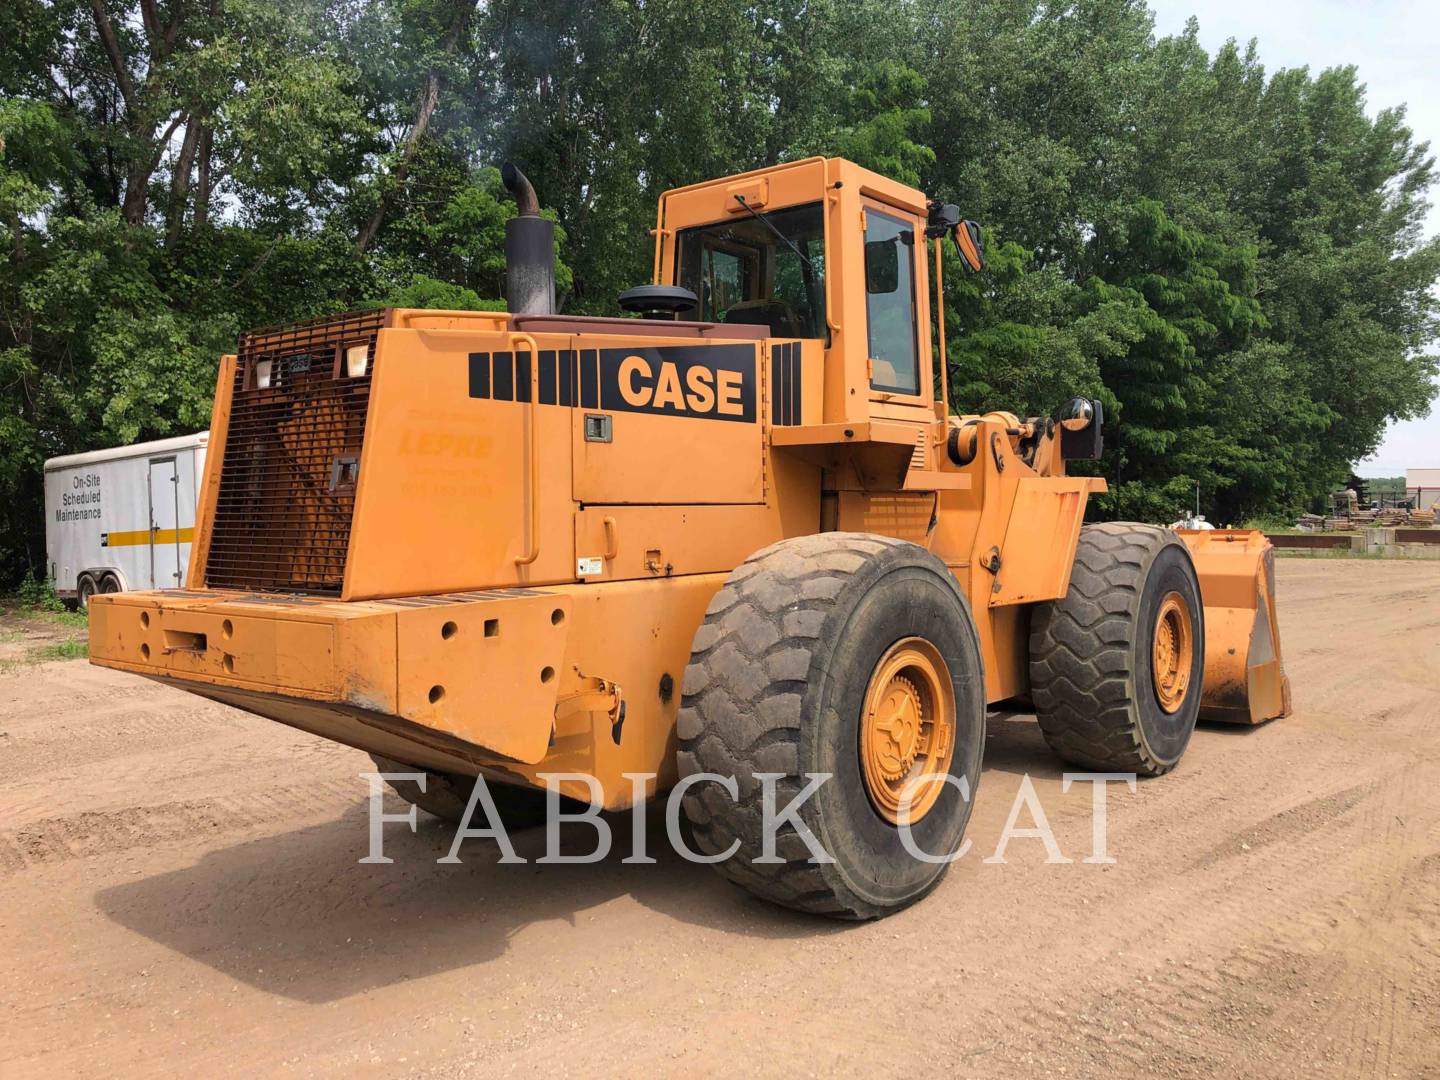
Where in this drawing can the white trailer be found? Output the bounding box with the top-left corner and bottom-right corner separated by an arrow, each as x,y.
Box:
43,432 -> 209,605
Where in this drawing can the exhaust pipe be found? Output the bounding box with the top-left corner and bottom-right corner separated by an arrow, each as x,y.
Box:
501,162 -> 555,315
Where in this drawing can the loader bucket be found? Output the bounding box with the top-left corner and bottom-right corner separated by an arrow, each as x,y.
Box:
1177,529 -> 1292,725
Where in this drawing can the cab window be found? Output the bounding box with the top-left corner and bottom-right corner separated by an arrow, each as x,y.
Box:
864,208 -> 919,394
676,203 -> 827,340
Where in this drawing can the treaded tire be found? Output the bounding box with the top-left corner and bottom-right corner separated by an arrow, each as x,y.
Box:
677,533 -> 986,920
1029,523 -> 1205,777
368,754 -> 551,829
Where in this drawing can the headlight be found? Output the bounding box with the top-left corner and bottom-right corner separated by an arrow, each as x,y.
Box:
254,358 -> 273,389
345,344 -> 370,378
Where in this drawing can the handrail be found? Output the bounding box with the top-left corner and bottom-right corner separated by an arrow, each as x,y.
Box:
824,181 -> 843,338
933,238 -> 949,415
512,332 -> 542,566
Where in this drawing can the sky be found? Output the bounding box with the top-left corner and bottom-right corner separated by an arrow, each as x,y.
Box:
1146,0 -> 1440,476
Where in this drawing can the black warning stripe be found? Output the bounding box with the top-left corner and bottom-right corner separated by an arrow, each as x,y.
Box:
580,348 -> 599,410
469,350 -> 579,407
770,341 -> 803,426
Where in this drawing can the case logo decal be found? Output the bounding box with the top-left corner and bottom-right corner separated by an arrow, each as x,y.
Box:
469,344 -> 757,423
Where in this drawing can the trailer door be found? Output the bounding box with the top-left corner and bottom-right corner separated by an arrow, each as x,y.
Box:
148,456 -> 182,588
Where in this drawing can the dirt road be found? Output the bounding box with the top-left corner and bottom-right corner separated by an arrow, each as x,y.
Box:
2,559 -> 1438,1077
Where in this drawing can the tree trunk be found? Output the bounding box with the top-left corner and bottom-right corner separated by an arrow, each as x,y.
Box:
353,0 -> 475,255
195,125 -> 212,230
91,0 -> 190,227
6,209 -> 25,265
166,119 -> 202,247
121,168 -> 149,225
120,112 -> 185,227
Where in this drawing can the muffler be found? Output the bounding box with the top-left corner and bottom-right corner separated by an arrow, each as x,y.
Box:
501,162 -> 556,315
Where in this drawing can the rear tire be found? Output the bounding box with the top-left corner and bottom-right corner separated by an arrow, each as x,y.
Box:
77,574 -> 98,609
367,754 -> 552,830
677,533 -> 986,919
1029,523 -> 1204,777
99,573 -> 120,595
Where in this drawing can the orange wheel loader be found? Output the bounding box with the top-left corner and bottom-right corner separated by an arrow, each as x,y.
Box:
88,157 -> 1291,918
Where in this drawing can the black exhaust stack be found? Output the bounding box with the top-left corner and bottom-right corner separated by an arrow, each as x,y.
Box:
501,162 -> 555,316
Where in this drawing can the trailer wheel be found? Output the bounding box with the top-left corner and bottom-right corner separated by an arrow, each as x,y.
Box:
99,573 -> 121,595
77,574 -> 98,609
1029,523 -> 1205,777
367,754 -> 563,831
677,533 -> 985,919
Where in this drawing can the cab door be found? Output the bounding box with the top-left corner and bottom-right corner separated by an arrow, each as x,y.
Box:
861,200 -> 933,419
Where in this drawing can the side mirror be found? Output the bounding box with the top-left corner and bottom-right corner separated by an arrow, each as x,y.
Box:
1059,397 -> 1104,460
953,221 -> 984,273
926,201 -> 984,272
865,239 -> 900,294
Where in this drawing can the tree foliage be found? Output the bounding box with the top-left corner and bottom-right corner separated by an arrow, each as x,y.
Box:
1,0 -> 1436,583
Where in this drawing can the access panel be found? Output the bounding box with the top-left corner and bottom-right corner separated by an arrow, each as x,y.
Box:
571,337 -> 765,505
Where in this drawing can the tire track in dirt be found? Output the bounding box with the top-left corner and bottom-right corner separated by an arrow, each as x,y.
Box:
1335,760 -> 1430,1080
0,778 -> 369,876
950,708 -> 1440,1076
0,706 -> 244,781
1189,780 -> 1375,870
3,557 -> 1439,1078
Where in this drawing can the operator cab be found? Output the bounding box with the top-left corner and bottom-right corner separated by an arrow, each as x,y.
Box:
671,198 -> 927,397
639,157 -> 990,434
645,157 -> 981,426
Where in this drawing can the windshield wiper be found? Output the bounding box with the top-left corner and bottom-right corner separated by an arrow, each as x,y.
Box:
734,195 -> 816,274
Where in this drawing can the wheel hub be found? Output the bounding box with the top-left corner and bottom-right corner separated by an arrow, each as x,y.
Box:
1152,591 -> 1194,714
871,675 -> 924,781
859,639 -> 957,825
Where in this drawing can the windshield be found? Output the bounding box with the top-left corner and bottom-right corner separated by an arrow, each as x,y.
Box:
675,202 -> 827,340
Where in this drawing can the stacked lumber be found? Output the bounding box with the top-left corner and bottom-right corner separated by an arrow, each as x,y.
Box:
1324,517 -> 1354,530
1296,513 -> 1325,531
1409,508 -> 1436,527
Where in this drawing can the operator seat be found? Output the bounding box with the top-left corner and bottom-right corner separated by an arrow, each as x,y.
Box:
723,299 -> 804,338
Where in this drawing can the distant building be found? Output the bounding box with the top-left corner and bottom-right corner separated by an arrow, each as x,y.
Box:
1409,468 -> 1440,511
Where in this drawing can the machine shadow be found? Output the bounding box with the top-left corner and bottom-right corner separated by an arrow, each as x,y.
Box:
95,800 -> 842,1004
1194,718 -> 1270,738
96,714 -> 1101,1003
983,708 -> 1271,773
980,708 -> 1068,781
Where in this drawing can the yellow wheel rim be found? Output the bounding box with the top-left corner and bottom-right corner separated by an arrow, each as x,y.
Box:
859,638 -> 956,825
1152,591 -> 1194,714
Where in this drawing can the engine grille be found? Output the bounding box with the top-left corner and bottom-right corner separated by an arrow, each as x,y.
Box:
205,310 -> 389,596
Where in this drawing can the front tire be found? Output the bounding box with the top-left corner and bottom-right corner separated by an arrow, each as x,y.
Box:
1029,523 -> 1205,777
677,533 -> 986,919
